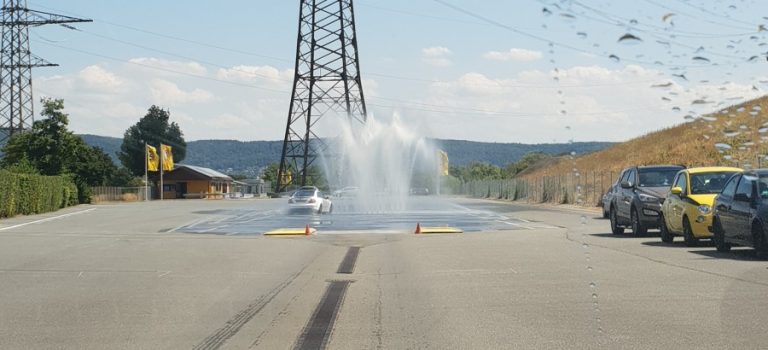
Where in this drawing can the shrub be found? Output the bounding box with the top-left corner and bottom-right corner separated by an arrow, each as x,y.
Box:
0,170 -> 78,218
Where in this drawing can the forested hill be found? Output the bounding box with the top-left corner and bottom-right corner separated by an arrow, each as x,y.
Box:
80,134 -> 613,176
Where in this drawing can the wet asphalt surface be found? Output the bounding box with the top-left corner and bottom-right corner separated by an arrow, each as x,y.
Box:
175,196 -> 559,235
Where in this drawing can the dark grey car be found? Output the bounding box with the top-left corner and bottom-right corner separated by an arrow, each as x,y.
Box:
609,165 -> 685,236
711,170 -> 768,253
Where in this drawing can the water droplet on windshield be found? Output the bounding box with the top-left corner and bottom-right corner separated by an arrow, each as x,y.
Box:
692,56 -> 711,63
542,7 -> 552,16
608,54 -> 620,63
618,33 -> 642,44
715,143 -> 732,151
589,282 -> 596,288
577,32 -> 587,39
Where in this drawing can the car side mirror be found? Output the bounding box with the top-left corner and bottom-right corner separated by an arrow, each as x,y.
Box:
620,181 -> 633,189
670,187 -> 683,196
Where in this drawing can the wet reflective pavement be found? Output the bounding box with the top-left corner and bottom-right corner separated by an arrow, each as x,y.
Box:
174,196 -> 559,235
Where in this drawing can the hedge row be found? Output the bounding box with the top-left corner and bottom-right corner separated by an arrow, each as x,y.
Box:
0,170 -> 78,218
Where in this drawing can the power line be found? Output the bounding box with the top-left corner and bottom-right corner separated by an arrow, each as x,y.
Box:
432,0 -> 716,70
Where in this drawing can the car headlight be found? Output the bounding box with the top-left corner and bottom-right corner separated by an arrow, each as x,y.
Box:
697,205 -> 711,215
639,194 -> 659,203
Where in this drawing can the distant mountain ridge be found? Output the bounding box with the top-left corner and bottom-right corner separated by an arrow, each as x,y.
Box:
80,134 -> 614,176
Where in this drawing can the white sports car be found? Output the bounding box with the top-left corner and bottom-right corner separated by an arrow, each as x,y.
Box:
288,186 -> 333,214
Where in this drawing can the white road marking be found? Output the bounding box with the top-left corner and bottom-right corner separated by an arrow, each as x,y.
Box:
167,218 -> 207,233
495,219 -> 536,230
0,208 -> 96,232
157,271 -> 171,277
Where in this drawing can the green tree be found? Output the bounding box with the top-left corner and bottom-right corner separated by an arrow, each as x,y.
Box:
119,106 -> 186,176
0,98 -> 118,202
261,162 -> 280,184
503,152 -> 551,178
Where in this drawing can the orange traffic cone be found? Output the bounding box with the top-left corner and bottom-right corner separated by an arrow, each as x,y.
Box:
415,223 -> 421,234
305,224 -> 311,236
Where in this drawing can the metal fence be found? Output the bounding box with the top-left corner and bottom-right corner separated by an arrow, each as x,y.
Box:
91,186 -> 149,203
461,171 -> 619,207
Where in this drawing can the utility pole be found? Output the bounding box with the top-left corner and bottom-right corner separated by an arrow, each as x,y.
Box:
0,0 -> 91,144
276,0 -> 367,193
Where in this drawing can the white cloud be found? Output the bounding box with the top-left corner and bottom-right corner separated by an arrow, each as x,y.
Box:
149,79 -> 214,105
216,65 -> 292,84
78,65 -> 122,91
483,48 -> 543,62
384,64 -> 764,143
128,58 -> 208,76
421,46 -> 453,67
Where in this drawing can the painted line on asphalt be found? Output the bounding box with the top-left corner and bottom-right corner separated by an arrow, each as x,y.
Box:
0,208 -> 96,232
167,217 -> 207,233
495,219 -> 535,230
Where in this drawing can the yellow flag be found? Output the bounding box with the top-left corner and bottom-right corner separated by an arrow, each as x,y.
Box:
438,150 -> 449,176
280,170 -> 292,186
161,144 -> 174,171
146,145 -> 159,172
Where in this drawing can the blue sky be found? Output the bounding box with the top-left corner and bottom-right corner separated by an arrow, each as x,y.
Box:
25,0 -> 768,143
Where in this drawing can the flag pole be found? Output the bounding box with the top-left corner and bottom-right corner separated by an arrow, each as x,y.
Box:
144,142 -> 149,201
160,144 -> 164,201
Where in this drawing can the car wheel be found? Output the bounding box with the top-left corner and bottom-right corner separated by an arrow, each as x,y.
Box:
602,207 -> 609,219
753,223 -> 767,254
317,204 -> 323,214
328,204 -> 333,214
713,218 -> 731,252
683,218 -> 698,247
610,207 -> 624,235
631,207 -> 647,237
659,213 -> 674,243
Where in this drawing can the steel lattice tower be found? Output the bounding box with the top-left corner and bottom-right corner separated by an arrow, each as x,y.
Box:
277,0 -> 367,192
0,0 -> 90,144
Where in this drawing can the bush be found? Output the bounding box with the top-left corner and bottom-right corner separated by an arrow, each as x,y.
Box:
0,170 -> 78,218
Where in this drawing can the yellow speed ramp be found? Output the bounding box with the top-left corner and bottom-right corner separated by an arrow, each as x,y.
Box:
418,227 -> 463,234
264,228 -> 317,236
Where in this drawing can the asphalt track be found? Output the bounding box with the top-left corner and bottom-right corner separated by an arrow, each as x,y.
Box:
1,196 -> 767,349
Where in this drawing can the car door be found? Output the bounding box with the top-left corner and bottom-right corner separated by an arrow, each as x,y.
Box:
716,174 -> 740,240
619,168 -> 637,220
666,171 -> 688,233
731,174 -> 757,242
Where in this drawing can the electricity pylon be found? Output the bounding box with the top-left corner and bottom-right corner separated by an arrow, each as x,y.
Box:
276,0 -> 367,192
0,0 -> 91,144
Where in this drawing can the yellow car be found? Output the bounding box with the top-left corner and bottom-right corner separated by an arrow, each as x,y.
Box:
660,167 -> 742,246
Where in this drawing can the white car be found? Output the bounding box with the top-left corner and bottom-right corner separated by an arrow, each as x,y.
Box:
288,186 -> 333,214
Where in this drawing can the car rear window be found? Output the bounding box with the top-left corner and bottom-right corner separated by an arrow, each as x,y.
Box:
637,169 -> 678,187
689,172 -> 739,195
295,189 -> 315,197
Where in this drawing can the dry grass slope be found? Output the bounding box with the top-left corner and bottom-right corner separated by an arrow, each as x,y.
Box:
522,94 -> 768,179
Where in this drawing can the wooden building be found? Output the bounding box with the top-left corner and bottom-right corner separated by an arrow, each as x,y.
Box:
160,165 -> 233,199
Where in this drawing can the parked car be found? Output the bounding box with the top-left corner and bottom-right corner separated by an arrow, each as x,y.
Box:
288,186 -> 333,214
409,187 -> 430,195
711,170 -> 768,253
609,165 -> 685,236
659,167 -> 741,246
602,169 -> 629,219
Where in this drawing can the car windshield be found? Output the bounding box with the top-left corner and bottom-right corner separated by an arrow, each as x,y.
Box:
637,170 -> 678,187
690,172 -> 738,195
8,1 -> 768,349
